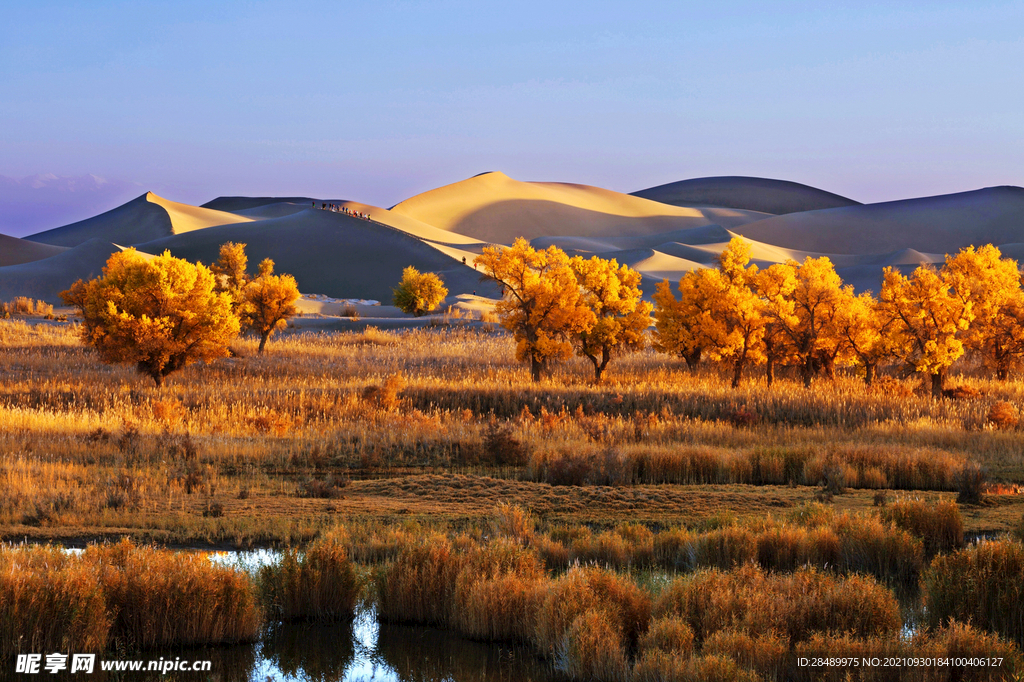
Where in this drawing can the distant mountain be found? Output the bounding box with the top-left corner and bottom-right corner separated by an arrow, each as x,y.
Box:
632,176 -> 860,215
0,174 -> 143,237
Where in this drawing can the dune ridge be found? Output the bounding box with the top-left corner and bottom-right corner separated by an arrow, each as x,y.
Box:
632,176 -> 861,215
0,233 -> 67,267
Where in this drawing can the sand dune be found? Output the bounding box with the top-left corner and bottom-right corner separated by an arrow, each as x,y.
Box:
0,233 -> 67,267
134,208 -> 498,301
632,176 -> 860,215
0,238 -> 139,302
25,192 -> 252,248
390,171 -> 768,242
736,187 -> 1024,255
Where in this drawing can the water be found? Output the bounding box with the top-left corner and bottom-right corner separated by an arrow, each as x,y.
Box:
37,548 -> 557,682
99,610 -> 556,682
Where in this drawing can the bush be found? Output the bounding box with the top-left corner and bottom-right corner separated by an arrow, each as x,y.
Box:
924,540 -> 1024,647
988,401 -> 1019,430
956,461 -> 987,504
483,421 -> 529,466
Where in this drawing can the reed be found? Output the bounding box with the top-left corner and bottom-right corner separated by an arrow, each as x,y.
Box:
555,608 -> 630,682
923,539 -> 1024,646
259,533 -> 361,622
86,540 -> 262,648
880,497 -> 964,556
0,545 -> 109,657
702,629 -> 788,681
654,564 -> 901,644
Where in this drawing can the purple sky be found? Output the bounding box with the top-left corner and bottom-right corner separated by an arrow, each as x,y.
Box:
2,1 -> 1022,237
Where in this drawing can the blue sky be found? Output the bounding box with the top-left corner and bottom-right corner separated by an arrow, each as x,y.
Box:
1,0 -> 1022,220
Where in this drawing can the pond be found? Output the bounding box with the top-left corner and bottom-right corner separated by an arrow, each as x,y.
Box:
41,548 -> 558,681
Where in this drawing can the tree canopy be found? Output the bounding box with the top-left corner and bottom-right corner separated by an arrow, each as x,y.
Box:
60,249 -> 239,386
392,266 -> 448,317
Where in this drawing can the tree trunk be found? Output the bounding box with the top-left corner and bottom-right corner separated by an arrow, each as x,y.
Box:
864,362 -> 875,386
731,357 -> 745,389
765,357 -> 775,388
931,371 -> 944,399
530,356 -> 544,382
592,347 -> 610,383
152,373 -> 163,387
684,348 -> 702,370
259,332 -> 269,354
997,366 -> 1009,381
801,356 -> 814,388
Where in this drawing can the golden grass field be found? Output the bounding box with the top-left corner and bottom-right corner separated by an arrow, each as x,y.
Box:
3,316 -> 1024,679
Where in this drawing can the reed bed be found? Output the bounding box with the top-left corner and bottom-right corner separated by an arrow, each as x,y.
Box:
880,497 -> 965,556
0,540 -> 261,654
258,531 -> 361,622
924,539 -> 1024,646
654,564 -> 902,643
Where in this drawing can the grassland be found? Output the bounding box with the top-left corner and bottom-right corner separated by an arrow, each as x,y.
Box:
1,318 -> 1022,547
3,317 -> 1024,677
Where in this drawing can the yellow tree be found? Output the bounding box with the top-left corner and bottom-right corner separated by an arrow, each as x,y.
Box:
60,249 -> 239,386
834,291 -> 890,385
652,271 -> 722,369
475,238 -> 595,381
757,257 -> 848,387
242,258 -> 300,354
879,264 -> 972,398
652,238 -> 765,387
392,266 -> 448,316
943,245 -> 1024,380
210,241 -> 250,310
569,255 -> 652,381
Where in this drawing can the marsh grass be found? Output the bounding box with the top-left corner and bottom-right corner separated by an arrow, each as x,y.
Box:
259,532 -> 361,622
924,539 -> 1024,646
0,540 -> 261,654
880,497 -> 964,556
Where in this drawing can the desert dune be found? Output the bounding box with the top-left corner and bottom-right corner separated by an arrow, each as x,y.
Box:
735,187 -> 1024,255
134,208 -> 497,302
390,171 -> 769,242
0,238 -> 144,302
632,176 -> 860,215
0,233 -> 67,267
25,192 -> 252,248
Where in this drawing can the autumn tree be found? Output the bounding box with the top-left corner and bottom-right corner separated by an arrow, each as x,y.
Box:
392,266 -> 448,316
569,255 -> 652,381
242,258 -> 300,353
757,257 -> 849,387
834,291 -> 890,385
652,271 -> 725,370
652,238 -> 765,387
879,264 -> 972,398
210,241 -> 250,310
60,249 -> 239,386
943,245 -> 1024,380
475,238 -> 595,381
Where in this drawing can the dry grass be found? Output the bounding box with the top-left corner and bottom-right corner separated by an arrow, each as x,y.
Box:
0,540 -> 261,654
924,539 -> 1024,646
259,531 -> 361,622
2,319 -> 1023,545
880,497 -> 964,556
654,564 -> 901,644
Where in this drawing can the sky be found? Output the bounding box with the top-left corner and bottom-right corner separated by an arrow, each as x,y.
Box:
1,0 -> 1023,235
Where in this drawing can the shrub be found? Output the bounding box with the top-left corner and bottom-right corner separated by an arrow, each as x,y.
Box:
637,615 -> 695,656
956,461 -> 987,504
297,475 -> 349,499
361,374 -> 407,410
988,400 -> 1019,430
393,266 -> 448,317
483,421 -> 529,467
924,540 -> 1024,646
703,629 -> 788,681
